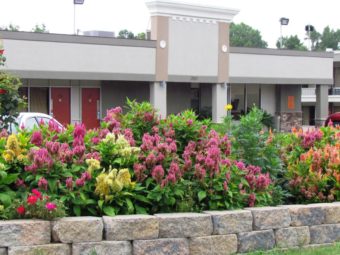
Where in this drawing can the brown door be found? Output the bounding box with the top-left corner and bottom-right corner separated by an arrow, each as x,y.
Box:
82,88 -> 100,129
51,88 -> 71,126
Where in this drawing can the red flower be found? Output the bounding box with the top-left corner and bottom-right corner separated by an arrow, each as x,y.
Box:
0,89 -> 7,95
16,205 -> 26,215
27,195 -> 38,205
45,202 -> 57,211
31,189 -> 42,200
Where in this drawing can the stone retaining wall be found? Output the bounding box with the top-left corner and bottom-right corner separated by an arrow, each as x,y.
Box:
0,203 -> 340,255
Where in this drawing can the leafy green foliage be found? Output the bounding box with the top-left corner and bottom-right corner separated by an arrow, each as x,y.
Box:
0,73 -> 26,130
276,35 -> 307,51
230,22 -> 268,48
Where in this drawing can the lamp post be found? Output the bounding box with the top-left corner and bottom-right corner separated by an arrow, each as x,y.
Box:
279,17 -> 289,49
73,0 -> 85,35
305,24 -> 315,51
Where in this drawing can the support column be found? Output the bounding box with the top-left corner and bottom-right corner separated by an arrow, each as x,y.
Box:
315,84 -> 329,127
150,82 -> 167,118
212,83 -> 228,123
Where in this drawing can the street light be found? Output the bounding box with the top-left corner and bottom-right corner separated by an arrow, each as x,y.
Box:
74,0 -> 85,35
279,17 -> 289,49
305,24 -> 315,50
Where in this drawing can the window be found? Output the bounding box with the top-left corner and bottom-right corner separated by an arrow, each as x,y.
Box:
25,117 -> 39,130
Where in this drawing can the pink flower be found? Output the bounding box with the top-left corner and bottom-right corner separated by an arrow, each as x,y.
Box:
27,195 -> 38,205
46,141 -> 60,154
38,177 -> 48,191
45,202 -> 57,211
75,178 -> 85,187
32,189 -> 42,200
248,193 -> 256,207
151,165 -> 165,183
16,205 -> 25,215
15,179 -> 25,188
187,119 -> 193,126
73,123 -> 86,138
30,131 -> 43,146
91,137 -> 100,145
235,161 -> 245,170
81,171 -> 92,181
48,119 -> 61,133
65,177 -> 73,190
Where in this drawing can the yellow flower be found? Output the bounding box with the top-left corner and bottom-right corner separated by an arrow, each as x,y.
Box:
95,172 -> 110,198
117,168 -> 131,188
103,133 -> 116,143
111,179 -> 123,193
116,135 -> 130,149
6,134 -> 20,156
86,158 -> 101,173
17,154 -> 27,162
224,104 -> 233,111
2,150 -> 15,163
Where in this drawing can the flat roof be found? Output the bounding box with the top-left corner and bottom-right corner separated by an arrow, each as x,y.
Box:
0,31 -> 157,48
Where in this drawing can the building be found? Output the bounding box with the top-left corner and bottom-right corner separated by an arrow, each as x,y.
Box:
0,0 -> 336,131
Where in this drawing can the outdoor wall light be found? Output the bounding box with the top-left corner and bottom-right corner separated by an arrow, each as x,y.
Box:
159,40 -> 167,49
222,44 -> 228,53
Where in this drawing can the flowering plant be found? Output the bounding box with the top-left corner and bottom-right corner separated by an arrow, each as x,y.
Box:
283,125 -> 340,203
11,189 -> 65,220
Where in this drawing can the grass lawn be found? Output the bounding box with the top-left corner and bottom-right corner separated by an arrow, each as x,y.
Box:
245,243 -> 340,255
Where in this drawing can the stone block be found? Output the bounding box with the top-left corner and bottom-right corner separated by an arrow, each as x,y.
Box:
0,220 -> 50,247
189,235 -> 237,255
8,244 -> 70,255
155,213 -> 212,238
275,226 -> 310,248
309,224 -> 340,244
203,210 -> 252,234
52,217 -> 103,243
247,207 -> 291,230
72,241 -> 132,255
323,204 -> 340,224
283,205 -> 325,226
133,238 -> 189,255
103,215 -> 158,241
238,230 -> 275,253
0,248 -> 6,255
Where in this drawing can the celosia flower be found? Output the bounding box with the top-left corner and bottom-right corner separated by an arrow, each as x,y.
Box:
75,178 -> 85,187
248,193 -> 256,207
74,123 -> 86,138
65,177 -> 73,190
16,205 -> 25,215
45,202 -> 57,211
46,141 -> 60,154
91,137 -> 100,145
38,177 -> 48,191
27,195 -> 38,205
117,169 -> 131,188
86,158 -> 101,173
30,131 -> 43,146
81,171 -> 92,181
2,149 -> 15,162
151,165 -> 165,183
15,179 -> 25,188
6,134 -> 20,155
187,119 -> 193,126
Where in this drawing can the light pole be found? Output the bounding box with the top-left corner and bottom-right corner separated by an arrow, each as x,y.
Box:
279,17 -> 289,49
305,24 -> 315,51
74,0 -> 85,35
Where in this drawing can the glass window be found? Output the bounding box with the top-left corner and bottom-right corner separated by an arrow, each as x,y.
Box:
25,117 -> 39,130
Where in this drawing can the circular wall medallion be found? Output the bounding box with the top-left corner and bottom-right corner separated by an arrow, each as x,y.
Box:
160,40 -> 167,49
222,44 -> 228,53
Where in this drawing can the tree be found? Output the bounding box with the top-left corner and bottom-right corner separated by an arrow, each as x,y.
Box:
32,24 -> 49,33
318,26 -> 340,50
0,24 -> 19,31
276,35 -> 307,51
117,29 -> 135,39
307,30 -> 321,51
0,73 -> 26,130
136,32 -> 146,40
229,22 -> 268,48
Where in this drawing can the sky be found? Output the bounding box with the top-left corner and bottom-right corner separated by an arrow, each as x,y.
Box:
0,0 -> 340,48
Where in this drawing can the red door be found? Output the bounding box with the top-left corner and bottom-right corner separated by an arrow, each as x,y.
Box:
51,88 -> 71,126
82,88 -> 100,129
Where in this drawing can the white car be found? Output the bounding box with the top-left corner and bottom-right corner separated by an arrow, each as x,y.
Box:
9,112 -> 64,133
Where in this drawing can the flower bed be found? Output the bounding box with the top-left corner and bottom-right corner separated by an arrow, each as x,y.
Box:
0,100 -> 339,220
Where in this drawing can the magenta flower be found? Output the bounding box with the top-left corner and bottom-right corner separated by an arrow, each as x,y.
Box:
45,202 -> 57,211
38,177 -> 48,191
30,131 -> 43,146
151,165 -> 165,183
74,123 -> 86,138
65,177 -> 73,190
75,178 -> 85,187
